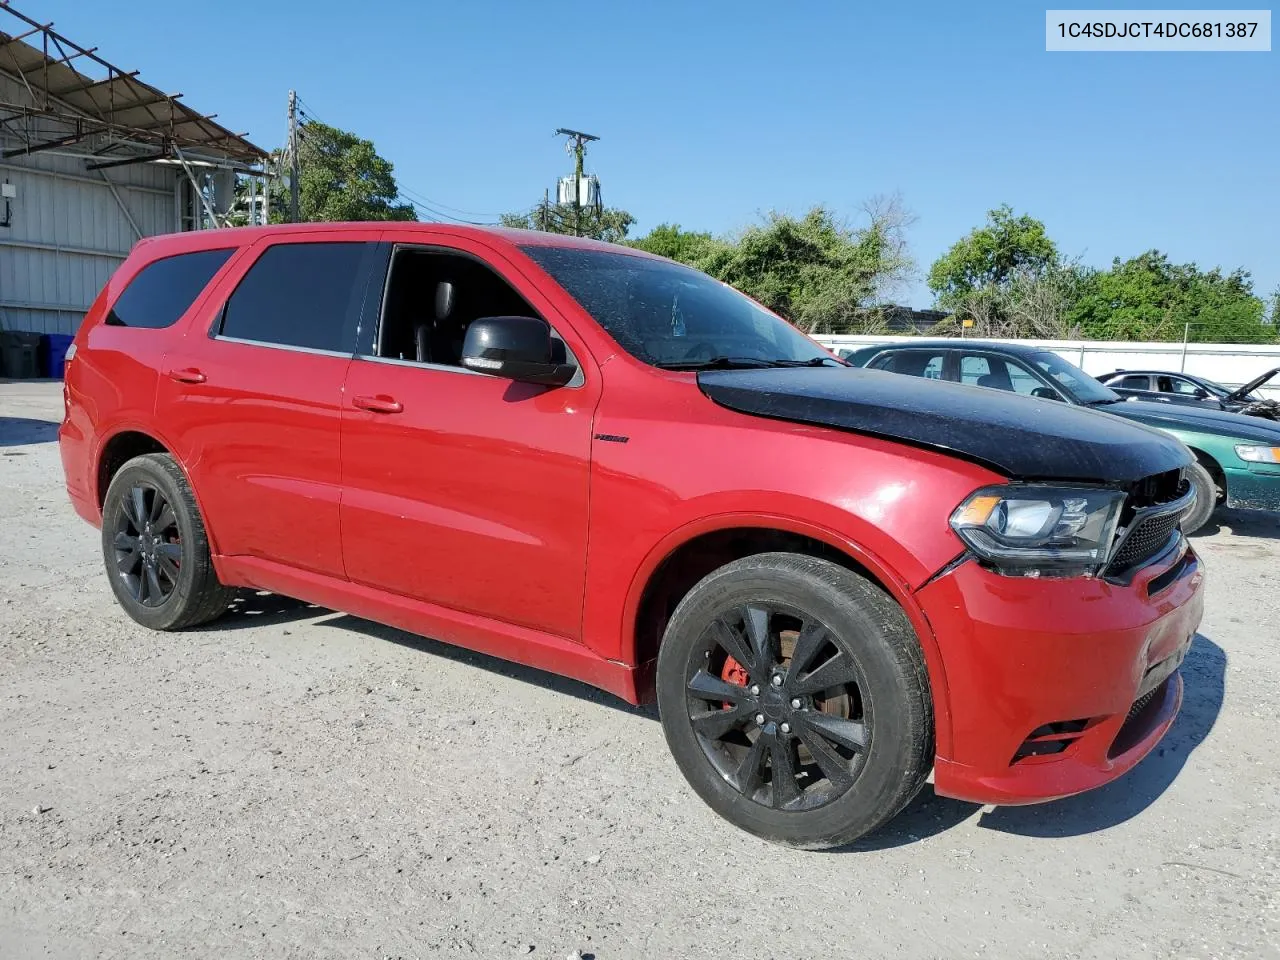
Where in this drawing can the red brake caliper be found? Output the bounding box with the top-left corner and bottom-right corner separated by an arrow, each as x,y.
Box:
721,656 -> 749,709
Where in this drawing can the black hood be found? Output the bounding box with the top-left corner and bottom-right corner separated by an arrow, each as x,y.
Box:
1103,397 -> 1280,442
1226,367 -> 1278,403
698,367 -> 1191,484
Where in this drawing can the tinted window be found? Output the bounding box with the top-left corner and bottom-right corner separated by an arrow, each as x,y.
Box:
873,351 -> 944,378
1113,375 -> 1151,390
219,242 -> 369,352
521,246 -> 832,367
106,248 -> 234,328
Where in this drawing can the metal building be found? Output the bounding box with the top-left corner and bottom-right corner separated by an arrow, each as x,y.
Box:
0,3 -> 267,335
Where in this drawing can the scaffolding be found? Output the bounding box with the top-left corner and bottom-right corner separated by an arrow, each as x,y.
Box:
0,1 -> 269,227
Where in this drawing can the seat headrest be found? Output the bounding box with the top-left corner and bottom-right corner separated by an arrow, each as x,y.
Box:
435,281 -> 455,321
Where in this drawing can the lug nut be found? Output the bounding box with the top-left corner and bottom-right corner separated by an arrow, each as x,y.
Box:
754,713 -> 765,725
771,675 -> 783,687
749,685 -> 760,695
780,722 -> 792,734
790,698 -> 802,709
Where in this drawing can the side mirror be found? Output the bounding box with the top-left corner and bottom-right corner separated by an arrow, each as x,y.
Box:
461,316 -> 576,387
1030,387 -> 1062,401
1192,388 -> 1209,399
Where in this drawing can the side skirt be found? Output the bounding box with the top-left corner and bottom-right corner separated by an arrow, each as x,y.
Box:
215,555 -> 644,704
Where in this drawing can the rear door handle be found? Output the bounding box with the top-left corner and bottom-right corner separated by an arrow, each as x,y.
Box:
352,394 -> 403,415
168,367 -> 207,384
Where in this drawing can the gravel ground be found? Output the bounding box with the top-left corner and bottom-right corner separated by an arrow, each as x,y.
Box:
2,380 -> 1279,960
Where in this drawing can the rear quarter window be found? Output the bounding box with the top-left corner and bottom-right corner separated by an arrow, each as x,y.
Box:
106,248 -> 236,328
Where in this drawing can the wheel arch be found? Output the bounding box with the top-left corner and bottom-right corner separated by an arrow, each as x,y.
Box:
622,513 -> 952,755
1185,445 -> 1227,503
94,424 -> 224,555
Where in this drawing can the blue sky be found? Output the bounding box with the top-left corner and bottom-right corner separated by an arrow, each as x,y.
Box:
20,1 -> 1278,307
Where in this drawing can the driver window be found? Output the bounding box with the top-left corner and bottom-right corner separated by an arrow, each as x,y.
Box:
1168,377 -> 1202,395
375,248 -> 564,368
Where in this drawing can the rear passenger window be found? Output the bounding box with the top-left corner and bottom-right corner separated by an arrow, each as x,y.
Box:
1114,375 -> 1151,390
107,248 -> 234,328
218,242 -> 369,352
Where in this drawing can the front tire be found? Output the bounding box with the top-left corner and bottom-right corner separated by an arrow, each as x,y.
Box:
101,453 -> 233,630
656,553 -> 933,849
1180,461 -> 1218,535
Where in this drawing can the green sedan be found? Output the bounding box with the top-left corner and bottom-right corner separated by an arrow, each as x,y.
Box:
840,339 -> 1280,533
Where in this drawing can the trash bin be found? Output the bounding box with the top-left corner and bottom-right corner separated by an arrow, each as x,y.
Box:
40,333 -> 76,379
0,331 -> 41,379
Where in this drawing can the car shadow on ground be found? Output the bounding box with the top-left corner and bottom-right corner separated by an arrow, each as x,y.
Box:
851,633 -> 1226,850
214,591 -> 1225,845
1191,508 -> 1280,541
317,611 -> 660,720
0,416 -> 60,447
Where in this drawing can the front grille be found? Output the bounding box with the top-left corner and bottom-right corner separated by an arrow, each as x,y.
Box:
1104,469 -> 1190,577
1108,511 -> 1181,574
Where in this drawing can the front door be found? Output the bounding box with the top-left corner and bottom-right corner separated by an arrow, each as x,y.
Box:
339,238 -> 598,640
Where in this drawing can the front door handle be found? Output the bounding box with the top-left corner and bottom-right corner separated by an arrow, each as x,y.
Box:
167,367 -> 207,384
352,394 -> 403,415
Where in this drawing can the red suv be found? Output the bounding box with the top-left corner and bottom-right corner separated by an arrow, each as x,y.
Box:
59,223 -> 1204,848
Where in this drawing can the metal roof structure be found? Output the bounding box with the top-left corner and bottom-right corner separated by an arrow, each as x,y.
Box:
0,1 -> 267,169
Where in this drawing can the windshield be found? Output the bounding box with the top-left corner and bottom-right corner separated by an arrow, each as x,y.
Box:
1030,352 -> 1120,404
521,246 -> 835,368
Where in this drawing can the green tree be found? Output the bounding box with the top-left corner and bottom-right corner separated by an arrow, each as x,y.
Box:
500,202 -> 635,243
706,203 -> 914,335
628,223 -> 725,268
270,122 -> 416,223
928,205 -> 1058,303
1067,251 -> 1274,343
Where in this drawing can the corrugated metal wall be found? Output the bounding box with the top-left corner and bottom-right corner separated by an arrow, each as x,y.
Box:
0,73 -> 180,335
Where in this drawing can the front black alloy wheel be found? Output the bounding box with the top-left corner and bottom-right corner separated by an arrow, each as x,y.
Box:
686,603 -> 871,812
657,553 -> 933,849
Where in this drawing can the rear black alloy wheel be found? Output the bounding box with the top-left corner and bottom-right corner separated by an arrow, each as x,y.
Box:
657,553 -> 933,849
686,602 -> 870,812
112,482 -> 182,607
101,453 -> 234,630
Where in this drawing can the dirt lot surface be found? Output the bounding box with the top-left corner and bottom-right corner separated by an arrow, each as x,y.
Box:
2,380 -> 1279,960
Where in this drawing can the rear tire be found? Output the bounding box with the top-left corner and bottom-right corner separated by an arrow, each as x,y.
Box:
1181,461 -> 1217,535
101,453 -> 233,630
656,553 -> 933,849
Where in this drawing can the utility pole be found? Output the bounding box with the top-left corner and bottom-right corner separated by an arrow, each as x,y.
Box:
555,128 -> 598,237
287,90 -> 300,223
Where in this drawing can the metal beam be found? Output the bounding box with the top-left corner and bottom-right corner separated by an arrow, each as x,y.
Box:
96,170 -> 142,239
2,124 -> 80,158
0,159 -> 173,197
85,149 -> 166,171
0,237 -> 130,259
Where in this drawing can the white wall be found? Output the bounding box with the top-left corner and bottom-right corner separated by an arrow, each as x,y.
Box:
813,334 -> 1280,400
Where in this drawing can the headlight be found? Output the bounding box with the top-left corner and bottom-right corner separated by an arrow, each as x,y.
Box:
950,485 -> 1126,575
1235,445 -> 1280,464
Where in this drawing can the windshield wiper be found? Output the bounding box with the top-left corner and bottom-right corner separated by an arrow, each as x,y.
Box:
655,355 -> 842,371
771,356 -> 844,367
655,356 -> 779,370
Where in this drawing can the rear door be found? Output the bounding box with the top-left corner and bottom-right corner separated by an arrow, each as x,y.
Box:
156,232 -> 383,577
